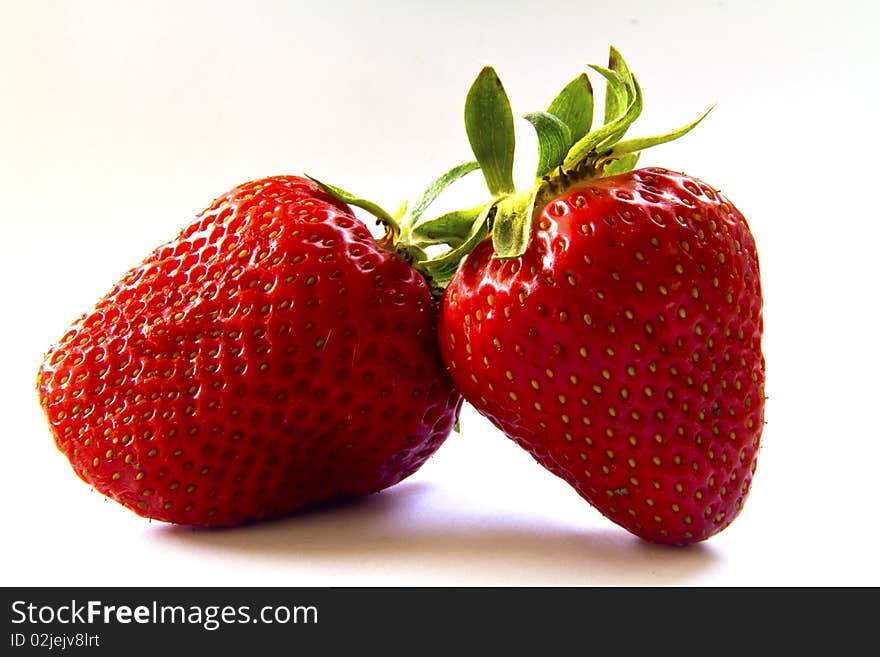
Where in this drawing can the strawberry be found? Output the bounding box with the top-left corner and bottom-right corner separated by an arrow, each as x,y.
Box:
433,49 -> 764,544
440,168 -> 763,545
37,175 -> 462,526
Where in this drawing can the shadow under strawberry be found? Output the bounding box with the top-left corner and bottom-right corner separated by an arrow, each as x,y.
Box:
152,480 -> 722,585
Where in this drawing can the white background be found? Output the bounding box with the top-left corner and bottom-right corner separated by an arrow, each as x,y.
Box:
2,0 -> 878,586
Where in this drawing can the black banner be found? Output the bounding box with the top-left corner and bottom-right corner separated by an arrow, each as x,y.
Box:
1,587 -> 871,653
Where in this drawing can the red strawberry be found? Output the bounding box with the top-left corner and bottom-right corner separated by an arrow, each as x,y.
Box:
434,49 -> 765,544
37,175 -> 462,526
440,168 -> 763,544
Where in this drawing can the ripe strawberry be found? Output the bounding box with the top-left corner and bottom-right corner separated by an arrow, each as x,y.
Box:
37,176 -> 462,526
435,49 -> 765,544
440,167 -> 763,544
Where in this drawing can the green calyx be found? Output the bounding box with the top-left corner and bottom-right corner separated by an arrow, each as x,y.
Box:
309,47 -> 712,293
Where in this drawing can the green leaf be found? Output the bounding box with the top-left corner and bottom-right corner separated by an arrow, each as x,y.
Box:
590,64 -> 641,150
491,187 -> 541,259
605,46 -> 633,123
305,175 -> 397,229
563,75 -> 643,168
420,202 -> 495,288
591,65 -> 630,124
607,104 -> 715,158
465,66 -> 516,197
547,73 -> 593,144
393,200 -> 409,221
408,160 -> 480,228
602,152 -> 640,176
411,205 -> 485,248
524,111 -> 572,179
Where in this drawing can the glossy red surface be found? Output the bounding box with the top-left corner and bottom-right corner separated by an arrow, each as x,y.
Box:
38,176 -> 462,526
440,168 -> 764,544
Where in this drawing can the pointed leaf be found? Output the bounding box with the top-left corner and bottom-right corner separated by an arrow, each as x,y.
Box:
411,205 -> 485,248
465,66 -> 516,196
524,111 -> 572,179
420,202 -> 495,288
591,65 -> 630,125
591,64 -> 640,148
393,200 -> 409,221
608,104 -> 715,158
563,75 -> 643,167
408,160 -> 480,228
305,175 -> 396,226
602,152 -> 640,176
605,46 -> 633,123
547,73 -> 593,144
491,187 -> 542,259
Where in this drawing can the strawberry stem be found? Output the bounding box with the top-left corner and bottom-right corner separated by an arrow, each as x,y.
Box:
312,47 -> 714,287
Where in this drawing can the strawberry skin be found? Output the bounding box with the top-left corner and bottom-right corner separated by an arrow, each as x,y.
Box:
38,176 -> 462,526
440,168 -> 764,545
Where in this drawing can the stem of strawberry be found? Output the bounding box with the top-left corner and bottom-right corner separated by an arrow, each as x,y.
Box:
311,46 -> 714,291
